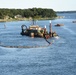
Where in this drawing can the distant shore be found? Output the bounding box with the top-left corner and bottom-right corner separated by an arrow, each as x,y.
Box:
0,18 -> 27,22
0,16 -> 63,22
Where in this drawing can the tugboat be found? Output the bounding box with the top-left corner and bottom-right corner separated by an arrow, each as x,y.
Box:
21,20 -> 58,39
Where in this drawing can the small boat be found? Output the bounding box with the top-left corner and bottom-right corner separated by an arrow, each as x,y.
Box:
72,21 -> 76,23
55,24 -> 64,27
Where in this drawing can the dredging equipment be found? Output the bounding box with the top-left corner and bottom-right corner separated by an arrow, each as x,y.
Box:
21,20 -> 58,39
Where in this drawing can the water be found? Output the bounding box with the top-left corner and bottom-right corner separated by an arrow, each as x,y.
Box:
0,13 -> 76,75
57,12 -> 76,19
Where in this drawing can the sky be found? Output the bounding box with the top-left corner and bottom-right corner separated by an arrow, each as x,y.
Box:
0,0 -> 76,11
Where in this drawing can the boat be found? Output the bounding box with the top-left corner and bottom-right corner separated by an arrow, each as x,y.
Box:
72,21 -> 76,23
55,23 -> 64,27
21,20 -> 58,39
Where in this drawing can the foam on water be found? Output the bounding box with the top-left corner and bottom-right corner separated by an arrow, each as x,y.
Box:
54,36 -> 60,39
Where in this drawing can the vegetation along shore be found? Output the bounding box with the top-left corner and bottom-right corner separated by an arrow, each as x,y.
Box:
0,8 -> 57,22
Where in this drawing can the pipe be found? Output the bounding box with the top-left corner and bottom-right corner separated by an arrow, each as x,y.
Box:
49,20 -> 52,37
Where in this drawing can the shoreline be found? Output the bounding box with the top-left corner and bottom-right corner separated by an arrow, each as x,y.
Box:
0,16 -> 63,22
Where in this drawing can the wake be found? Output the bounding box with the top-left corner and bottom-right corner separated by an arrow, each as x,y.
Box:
62,26 -> 76,35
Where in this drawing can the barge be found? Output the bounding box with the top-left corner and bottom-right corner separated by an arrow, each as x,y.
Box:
21,20 -> 58,39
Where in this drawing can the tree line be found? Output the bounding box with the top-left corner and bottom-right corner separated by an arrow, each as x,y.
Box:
0,8 -> 57,19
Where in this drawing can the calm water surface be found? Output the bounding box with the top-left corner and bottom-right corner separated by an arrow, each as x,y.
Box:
0,13 -> 76,75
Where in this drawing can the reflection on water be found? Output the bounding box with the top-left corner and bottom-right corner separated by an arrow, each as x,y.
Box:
0,13 -> 76,75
